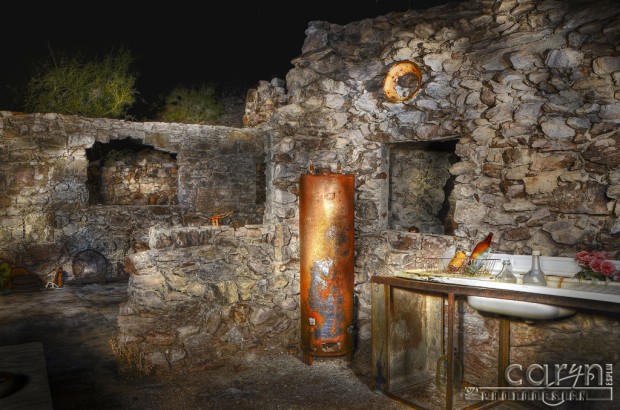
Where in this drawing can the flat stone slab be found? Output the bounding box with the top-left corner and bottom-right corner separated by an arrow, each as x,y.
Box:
0,342 -> 53,410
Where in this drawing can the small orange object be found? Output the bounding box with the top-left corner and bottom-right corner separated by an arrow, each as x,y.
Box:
469,232 -> 493,261
53,267 -> 64,287
383,60 -> 423,103
210,211 -> 233,226
447,250 -> 467,271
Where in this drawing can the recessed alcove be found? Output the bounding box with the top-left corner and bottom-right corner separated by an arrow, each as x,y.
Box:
388,140 -> 458,234
86,138 -> 178,206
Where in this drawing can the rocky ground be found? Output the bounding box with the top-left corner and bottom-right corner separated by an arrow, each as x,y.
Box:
0,282 -> 409,410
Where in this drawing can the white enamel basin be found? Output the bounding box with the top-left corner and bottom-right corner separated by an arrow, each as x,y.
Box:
397,254 -> 620,321
466,296 -> 576,321
465,275 -> 619,321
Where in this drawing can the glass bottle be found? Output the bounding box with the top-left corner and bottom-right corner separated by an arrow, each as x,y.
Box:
470,232 -> 493,261
447,249 -> 467,272
522,250 -> 547,286
467,246 -> 493,274
495,259 -> 517,283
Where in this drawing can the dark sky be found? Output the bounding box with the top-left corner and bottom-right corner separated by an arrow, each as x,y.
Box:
1,1 -> 453,115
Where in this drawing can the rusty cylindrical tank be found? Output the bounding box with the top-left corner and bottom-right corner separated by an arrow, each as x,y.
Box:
299,165 -> 355,365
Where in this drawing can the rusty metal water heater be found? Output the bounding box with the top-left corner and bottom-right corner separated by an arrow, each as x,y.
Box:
299,165 -> 355,365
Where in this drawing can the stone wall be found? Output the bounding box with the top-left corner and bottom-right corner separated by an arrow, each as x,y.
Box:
118,224 -> 298,374
266,0 -> 620,258
389,141 -> 457,233
256,0 -> 620,382
98,149 -> 178,206
3,0 -> 620,380
115,0 -> 620,375
0,112 -> 266,281
243,78 -> 288,127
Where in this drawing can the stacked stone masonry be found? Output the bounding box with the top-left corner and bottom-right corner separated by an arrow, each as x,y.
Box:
98,149 -> 179,206
1,0 -> 619,378
0,113 -> 266,282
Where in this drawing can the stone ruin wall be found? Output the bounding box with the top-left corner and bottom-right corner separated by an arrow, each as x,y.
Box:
119,224 -> 299,373
97,149 -> 179,206
262,0 -> 620,383
1,0 -> 619,378
0,113 -> 265,282
268,0 -> 620,256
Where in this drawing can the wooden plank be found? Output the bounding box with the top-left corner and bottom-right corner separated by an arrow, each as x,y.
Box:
0,342 -> 53,410
371,283 -> 389,393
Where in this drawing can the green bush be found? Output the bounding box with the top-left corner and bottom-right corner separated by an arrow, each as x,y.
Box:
24,48 -> 137,118
156,83 -> 224,125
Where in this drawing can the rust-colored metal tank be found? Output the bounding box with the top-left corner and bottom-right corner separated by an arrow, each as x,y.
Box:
299,164 -> 355,365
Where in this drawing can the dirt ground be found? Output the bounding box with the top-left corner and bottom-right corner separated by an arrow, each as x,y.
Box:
0,282 -> 409,410
115,352 -> 409,410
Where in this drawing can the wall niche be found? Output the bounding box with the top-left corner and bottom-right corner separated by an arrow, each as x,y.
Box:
86,138 -> 178,206
388,140 -> 458,234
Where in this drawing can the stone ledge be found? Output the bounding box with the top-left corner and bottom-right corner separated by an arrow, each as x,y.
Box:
0,342 -> 53,410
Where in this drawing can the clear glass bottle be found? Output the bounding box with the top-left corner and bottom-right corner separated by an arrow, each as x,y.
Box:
522,250 -> 547,286
466,246 -> 493,274
495,259 -> 517,283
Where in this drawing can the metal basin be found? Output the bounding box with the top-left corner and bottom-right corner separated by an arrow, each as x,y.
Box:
466,296 -> 576,321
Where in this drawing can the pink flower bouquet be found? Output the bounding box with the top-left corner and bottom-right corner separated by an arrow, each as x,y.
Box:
574,251 -> 618,283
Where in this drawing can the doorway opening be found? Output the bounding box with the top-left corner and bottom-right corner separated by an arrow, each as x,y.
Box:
388,140 -> 458,234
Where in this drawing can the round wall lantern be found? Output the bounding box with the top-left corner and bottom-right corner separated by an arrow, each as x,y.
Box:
383,60 -> 423,103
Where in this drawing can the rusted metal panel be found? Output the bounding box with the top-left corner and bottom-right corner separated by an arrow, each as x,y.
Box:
446,293 -> 455,410
299,167 -> 355,364
498,318 -> 510,388
371,283 -> 389,392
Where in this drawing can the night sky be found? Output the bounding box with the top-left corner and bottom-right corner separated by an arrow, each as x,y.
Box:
1,1 -> 453,117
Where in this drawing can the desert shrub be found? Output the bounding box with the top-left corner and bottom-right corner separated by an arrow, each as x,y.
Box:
156,83 -> 224,125
24,48 -> 137,118
109,337 -> 152,377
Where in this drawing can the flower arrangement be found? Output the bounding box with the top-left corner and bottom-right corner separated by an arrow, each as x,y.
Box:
574,251 -> 619,283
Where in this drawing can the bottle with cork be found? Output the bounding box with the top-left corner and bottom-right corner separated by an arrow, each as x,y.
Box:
495,259 -> 517,283
466,232 -> 493,274
469,232 -> 493,262
522,250 -> 547,286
